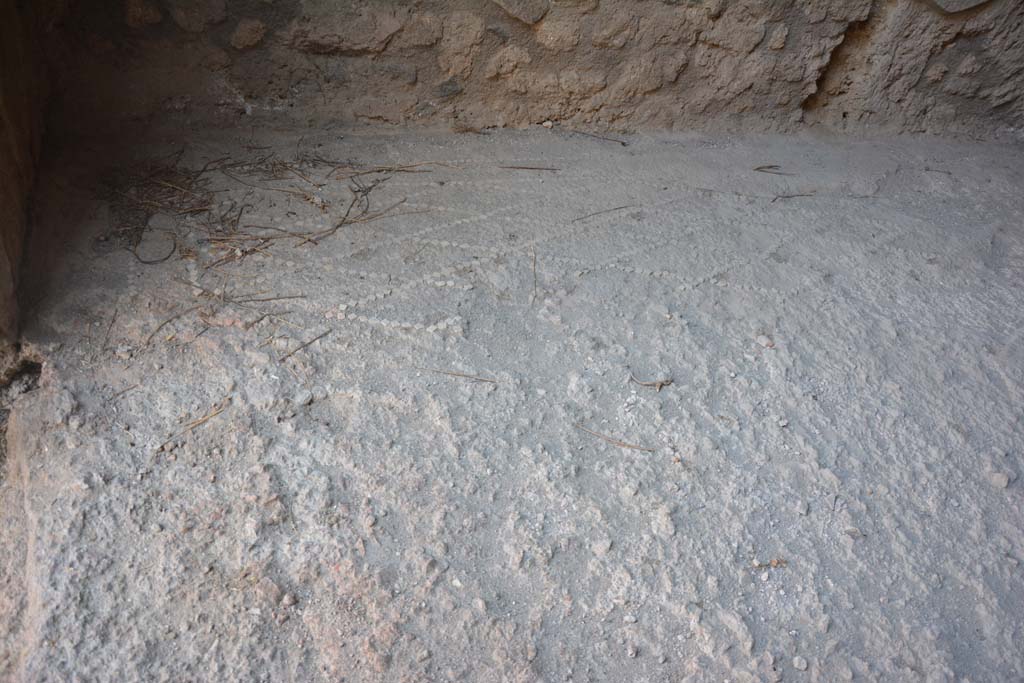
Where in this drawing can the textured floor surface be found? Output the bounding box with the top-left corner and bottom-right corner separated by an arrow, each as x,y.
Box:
1,128 -> 1022,682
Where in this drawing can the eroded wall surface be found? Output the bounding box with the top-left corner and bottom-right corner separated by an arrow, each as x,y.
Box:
0,1 -> 67,342
57,0 -> 1024,137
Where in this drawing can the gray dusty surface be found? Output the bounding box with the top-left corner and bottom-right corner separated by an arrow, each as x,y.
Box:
1,128 -> 1023,682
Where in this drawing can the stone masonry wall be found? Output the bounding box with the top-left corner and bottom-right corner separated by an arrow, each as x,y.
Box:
55,0 -> 1024,138
0,0 -> 67,342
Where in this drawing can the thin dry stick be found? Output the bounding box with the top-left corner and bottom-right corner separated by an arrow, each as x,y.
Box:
770,193 -> 815,203
302,194 -> 366,245
283,164 -> 321,188
499,165 -> 560,172
418,368 -> 499,384
176,205 -> 212,216
569,129 -> 629,147
130,232 -> 177,265
159,396 -> 231,451
572,205 -> 635,223
329,162 -> 448,180
531,246 -> 538,302
219,169 -> 311,198
101,308 -> 119,351
114,189 -> 164,212
234,294 -> 306,304
629,372 -> 673,392
228,201 -> 422,249
145,305 -> 202,346
279,329 -> 332,362
186,325 -> 211,345
152,179 -> 204,198
173,277 -> 304,306
753,164 -> 795,176
174,277 -> 226,302
111,383 -> 138,400
575,423 -> 656,452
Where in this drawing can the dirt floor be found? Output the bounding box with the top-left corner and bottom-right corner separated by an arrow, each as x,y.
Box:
1,126 -> 1022,682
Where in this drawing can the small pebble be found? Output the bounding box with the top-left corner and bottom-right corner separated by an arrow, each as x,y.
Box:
756,334 -> 775,348
990,472 -> 1010,489
793,656 -> 808,671
541,120 -> 554,128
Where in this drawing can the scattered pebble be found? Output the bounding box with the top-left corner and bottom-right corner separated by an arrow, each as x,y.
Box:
256,577 -> 282,605
990,472 -> 1010,489
793,655 -> 808,671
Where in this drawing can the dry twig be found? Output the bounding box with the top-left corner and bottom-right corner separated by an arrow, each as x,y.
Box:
572,205 -> 635,223
111,383 -> 138,400
417,368 -> 499,384
531,246 -> 538,302
754,164 -> 795,176
279,329 -> 332,362
575,423 -> 655,452
568,129 -> 628,147
158,395 -> 231,451
499,165 -> 560,172
770,192 -> 815,203
145,305 -> 202,346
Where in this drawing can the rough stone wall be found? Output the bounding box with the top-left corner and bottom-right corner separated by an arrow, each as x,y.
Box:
1,4 -> 48,341
55,0 -> 1023,138
0,0 -> 68,343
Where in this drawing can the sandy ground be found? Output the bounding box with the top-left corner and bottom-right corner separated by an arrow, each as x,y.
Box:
1,127 -> 1022,682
